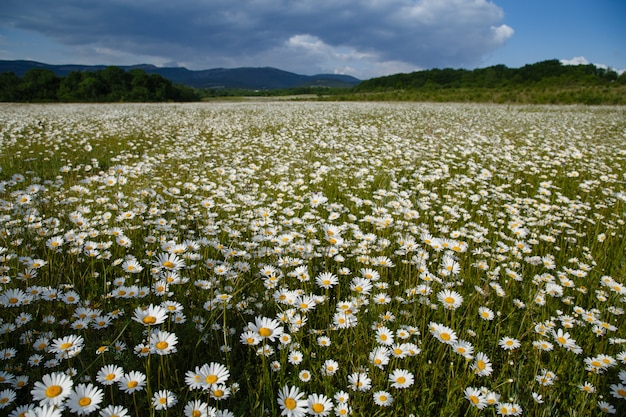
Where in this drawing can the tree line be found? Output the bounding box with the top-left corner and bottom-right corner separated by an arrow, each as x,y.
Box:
0,66 -> 200,102
354,60 -> 625,91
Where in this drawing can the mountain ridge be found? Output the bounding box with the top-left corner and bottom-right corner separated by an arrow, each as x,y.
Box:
0,60 -> 361,89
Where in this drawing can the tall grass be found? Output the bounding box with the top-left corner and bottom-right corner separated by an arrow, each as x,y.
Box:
0,102 -> 625,416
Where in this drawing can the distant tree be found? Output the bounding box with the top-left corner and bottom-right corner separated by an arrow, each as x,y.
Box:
0,72 -> 21,101
100,66 -> 132,101
19,69 -> 60,101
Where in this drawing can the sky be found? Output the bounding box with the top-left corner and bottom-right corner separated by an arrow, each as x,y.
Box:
0,0 -> 624,80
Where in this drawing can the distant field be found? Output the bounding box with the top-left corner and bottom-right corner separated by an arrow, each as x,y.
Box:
1,102 -> 625,416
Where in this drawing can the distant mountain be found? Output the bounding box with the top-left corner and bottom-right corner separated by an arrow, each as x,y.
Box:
0,60 -> 360,89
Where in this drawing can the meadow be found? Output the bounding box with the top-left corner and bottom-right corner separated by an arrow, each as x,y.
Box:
0,102 -> 625,417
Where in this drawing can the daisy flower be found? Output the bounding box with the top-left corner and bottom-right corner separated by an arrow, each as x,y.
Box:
277,385 -> 307,417
96,364 -> 124,385
152,252 -> 185,271
240,330 -> 262,346
369,346 -> 390,369
48,334 -> 84,359
373,390 -> 393,407
121,259 -> 143,274
478,306 -> 494,321
350,277 -> 373,295
184,400 -> 212,417
299,370 -> 312,382
9,404 -> 35,417
315,272 -> 338,289
334,390 -> 349,404
317,336 -> 331,347
321,359 -> 339,376
248,316 -> 284,342
288,350 -> 303,365
152,389 -> 178,410
499,337 -> 521,351
375,326 -> 394,346
0,388 -> 16,409
429,322 -> 458,345
66,383 -> 104,415
30,372 -> 73,406
117,371 -> 146,394
437,289 -> 463,310
464,386 -> 487,409
132,304 -> 168,326
24,404 -> 63,417
210,384 -> 231,401
471,352 -> 493,377
307,393 -> 333,416
452,340 -> 474,358
334,403 -> 351,416
389,368 -> 414,389
610,383 -> 626,400
347,371 -> 371,392
198,362 -> 230,389
597,400 -> 616,414
497,402 -> 523,416
99,405 -> 130,417
150,330 -> 178,355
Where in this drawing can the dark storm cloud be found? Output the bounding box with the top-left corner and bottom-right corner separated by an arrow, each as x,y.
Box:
0,0 -> 514,77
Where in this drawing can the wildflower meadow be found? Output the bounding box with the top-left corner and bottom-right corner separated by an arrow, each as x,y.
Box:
0,102 -> 625,417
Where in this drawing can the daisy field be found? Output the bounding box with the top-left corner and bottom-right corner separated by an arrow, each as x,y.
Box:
0,102 -> 625,416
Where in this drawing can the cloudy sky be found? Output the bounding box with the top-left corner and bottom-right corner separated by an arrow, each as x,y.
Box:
0,0 -> 624,79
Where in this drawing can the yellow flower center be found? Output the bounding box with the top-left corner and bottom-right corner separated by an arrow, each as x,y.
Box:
477,360 -> 486,370
128,381 -> 138,388
444,296 -> 454,304
79,397 -> 91,406
162,261 -> 175,268
470,395 -> 479,404
205,375 -> 218,384
396,376 -> 406,384
441,333 -> 451,341
192,411 -> 201,417
105,373 -> 116,381
379,395 -> 387,402
156,341 -> 169,350
60,342 -> 73,350
284,398 -> 297,410
46,385 -> 62,398
8,297 -> 18,304
213,389 -> 224,397
258,327 -> 272,337
312,403 -> 325,413
557,337 -> 566,344
143,316 -> 157,324
618,389 -> 626,397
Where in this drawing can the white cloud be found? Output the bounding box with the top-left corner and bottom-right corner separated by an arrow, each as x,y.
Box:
491,25 -> 515,44
560,56 -> 590,66
560,56 -> 624,74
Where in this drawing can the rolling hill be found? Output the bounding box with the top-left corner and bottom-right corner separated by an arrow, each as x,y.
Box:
0,60 -> 360,90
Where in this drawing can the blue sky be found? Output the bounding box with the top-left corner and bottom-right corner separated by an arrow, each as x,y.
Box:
0,0 -> 624,79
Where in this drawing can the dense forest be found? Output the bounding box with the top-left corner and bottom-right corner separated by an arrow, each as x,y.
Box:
339,60 -> 626,104
0,66 -> 200,102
